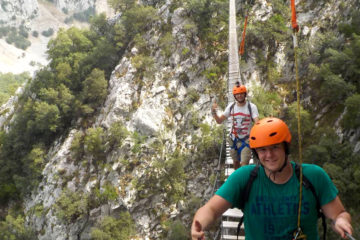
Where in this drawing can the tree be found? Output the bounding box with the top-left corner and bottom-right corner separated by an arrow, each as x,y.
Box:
122,5 -> 159,39
84,127 -> 106,162
342,94 -> 360,129
31,101 -> 60,133
107,0 -> 135,13
0,215 -> 36,240
81,68 -> 108,110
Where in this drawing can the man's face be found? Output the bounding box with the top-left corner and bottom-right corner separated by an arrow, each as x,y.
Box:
234,93 -> 246,103
255,143 -> 286,172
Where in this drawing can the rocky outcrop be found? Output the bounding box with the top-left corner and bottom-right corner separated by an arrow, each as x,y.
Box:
0,0 -> 39,26
54,0 -> 95,13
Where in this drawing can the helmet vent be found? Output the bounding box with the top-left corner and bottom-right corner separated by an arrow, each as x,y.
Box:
251,136 -> 256,140
269,132 -> 277,137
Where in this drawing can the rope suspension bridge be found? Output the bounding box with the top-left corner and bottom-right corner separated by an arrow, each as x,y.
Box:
212,0 -> 310,239
213,0 -> 246,239
206,0 -> 357,239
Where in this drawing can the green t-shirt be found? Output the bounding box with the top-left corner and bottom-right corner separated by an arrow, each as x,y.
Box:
215,162 -> 338,240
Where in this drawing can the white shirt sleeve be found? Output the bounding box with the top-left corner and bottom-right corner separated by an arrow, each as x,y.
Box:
250,102 -> 259,119
223,102 -> 235,118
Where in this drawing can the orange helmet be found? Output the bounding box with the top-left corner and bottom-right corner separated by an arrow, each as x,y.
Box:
249,117 -> 291,148
233,84 -> 247,95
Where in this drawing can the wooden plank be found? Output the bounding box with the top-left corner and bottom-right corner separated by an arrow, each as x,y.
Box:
223,208 -> 243,218
222,235 -> 245,240
222,221 -> 244,229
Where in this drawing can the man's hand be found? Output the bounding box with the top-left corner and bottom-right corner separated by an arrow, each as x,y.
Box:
211,100 -> 218,112
191,220 -> 205,240
332,215 -> 353,239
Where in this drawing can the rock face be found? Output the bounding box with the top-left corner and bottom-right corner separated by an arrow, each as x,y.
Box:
0,0 -> 39,25
54,0 -> 95,12
23,2 -> 215,239
1,0 -> 360,239
0,0 -> 112,75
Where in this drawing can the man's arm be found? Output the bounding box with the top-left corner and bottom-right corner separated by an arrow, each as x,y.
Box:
321,196 -> 353,238
191,195 -> 232,240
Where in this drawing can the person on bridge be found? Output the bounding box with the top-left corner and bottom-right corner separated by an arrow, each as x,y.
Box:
211,82 -> 259,169
191,117 -> 353,240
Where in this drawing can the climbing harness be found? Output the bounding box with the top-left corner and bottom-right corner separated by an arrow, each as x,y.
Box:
229,100 -> 254,162
231,136 -> 249,162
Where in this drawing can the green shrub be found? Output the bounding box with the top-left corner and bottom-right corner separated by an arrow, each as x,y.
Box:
187,88 -> 200,104
84,127 -> 106,161
166,220 -> 189,240
70,131 -> 85,160
159,32 -> 174,58
107,121 -> 129,149
0,214 -> 36,240
73,7 -> 95,22
41,28 -> 54,37
93,182 -> 118,205
32,30 -> 39,37
131,131 -> 146,154
55,189 -> 89,223
90,213 -> 135,240
342,94 -> 360,129
251,85 -> 282,118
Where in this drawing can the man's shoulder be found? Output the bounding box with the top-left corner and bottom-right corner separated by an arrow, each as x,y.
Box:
293,162 -> 328,180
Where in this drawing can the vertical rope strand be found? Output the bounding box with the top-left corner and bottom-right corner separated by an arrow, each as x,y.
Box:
293,31 -> 304,233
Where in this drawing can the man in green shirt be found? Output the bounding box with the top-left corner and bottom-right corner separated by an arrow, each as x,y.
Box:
191,117 -> 353,240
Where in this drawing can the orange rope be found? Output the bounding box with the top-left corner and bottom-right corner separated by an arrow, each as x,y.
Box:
291,0 -> 299,32
239,16 -> 248,56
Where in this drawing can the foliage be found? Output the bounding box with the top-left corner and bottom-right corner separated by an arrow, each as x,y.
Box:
342,94 -> 360,129
245,0 -> 290,74
0,72 -> 29,105
0,25 -> 30,50
0,14 -> 124,203
5,29 -> 31,50
107,120 -> 129,150
159,32 -> 174,58
284,102 -> 313,157
81,68 -> 108,112
90,213 -> 135,240
84,127 -> 106,162
70,131 -> 85,160
0,214 -> 36,240
250,85 -> 282,118
203,65 -> 227,108
187,88 -> 200,104
183,0 -> 228,52
131,131 -> 146,154
73,7 -> 95,22
166,220 -> 189,240
135,149 -> 187,203
192,123 -> 223,160
131,54 -> 155,81
122,4 -> 159,40
41,28 -> 54,37
107,0 -> 135,13
55,189 -> 89,223
93,182 -> 118,205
